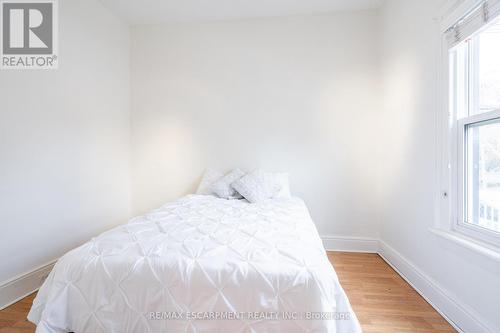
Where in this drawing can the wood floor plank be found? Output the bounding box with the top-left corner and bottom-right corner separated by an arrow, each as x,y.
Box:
0,293 -> 36,333
0,252 -> 456,332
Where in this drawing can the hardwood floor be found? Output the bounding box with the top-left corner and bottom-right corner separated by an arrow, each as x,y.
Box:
0,252 -> 456,333
0,293 -> 36,333
328,252 -> 456,333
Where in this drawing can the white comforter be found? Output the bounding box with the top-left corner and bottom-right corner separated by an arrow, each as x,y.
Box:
28,195 -> 361,333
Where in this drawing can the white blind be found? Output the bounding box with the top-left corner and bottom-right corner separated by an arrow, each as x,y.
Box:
446,0 -> 500,48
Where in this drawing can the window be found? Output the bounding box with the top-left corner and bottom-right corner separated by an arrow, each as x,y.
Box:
449,8 -> 500,245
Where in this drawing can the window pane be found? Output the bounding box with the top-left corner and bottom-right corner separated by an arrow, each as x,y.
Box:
475,19 -> 500,114
465,118 -> 500,232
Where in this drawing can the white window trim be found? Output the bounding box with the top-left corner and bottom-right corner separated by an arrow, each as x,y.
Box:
435,0 -> 500,252
429,227 -> 500,262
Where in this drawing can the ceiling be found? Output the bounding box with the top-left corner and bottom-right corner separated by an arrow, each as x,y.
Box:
99,0 -> 384,25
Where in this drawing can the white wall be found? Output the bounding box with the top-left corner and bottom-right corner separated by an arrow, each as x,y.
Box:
130,11 -> 381,238
379,0 -> 500,331
3,2 -> 498,330
0,0 -> 131,284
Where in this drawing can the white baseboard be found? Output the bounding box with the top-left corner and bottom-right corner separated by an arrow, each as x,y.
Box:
378,241 -> 494,333
321,235 -> 379,253
0,261 -> 56,310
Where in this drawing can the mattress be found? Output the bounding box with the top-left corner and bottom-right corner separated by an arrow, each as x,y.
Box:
28,195 -> 361,333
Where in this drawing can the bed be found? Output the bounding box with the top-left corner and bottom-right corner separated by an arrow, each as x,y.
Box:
28,194 -> 361,333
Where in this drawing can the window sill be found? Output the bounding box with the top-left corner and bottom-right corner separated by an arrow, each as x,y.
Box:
429,228 -> 500,263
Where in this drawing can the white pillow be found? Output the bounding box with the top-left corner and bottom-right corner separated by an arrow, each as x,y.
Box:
196,169 -> 224,195
231,169 -> 281,203
210,169 -> 245,199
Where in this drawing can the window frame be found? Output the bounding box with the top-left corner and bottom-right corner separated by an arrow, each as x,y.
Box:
445,16 -> 500,247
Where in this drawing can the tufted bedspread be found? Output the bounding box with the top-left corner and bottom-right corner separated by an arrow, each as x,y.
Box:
28,195 -> 361,333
